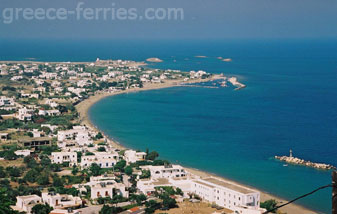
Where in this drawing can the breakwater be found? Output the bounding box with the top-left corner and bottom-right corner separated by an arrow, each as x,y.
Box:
275,154 -> 336,170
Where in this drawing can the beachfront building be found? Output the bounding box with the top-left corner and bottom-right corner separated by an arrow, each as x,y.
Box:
137,177 -> 192,197
80,152 -> 119,169
12,195 -> 42,214
140,164 -> 187,179
51,152 -> 77,166
41,192 -> 82,209
191,177 -> 263,213
124,150 -> 147,163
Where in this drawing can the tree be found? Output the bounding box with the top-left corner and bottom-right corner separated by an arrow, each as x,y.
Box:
0,188 -> 20,214
146,151 -> 159,161
260,199 -> 278,213
130,194 -> 147,205
124,166 -> 133,176
6,167 -> 21,177
37,173 -> 49,185
0,167 -> 6,178
114,160 -> 126,172
0,150 -> 18,160
52,175 -> 63,187
96,132 -> 104,139
40,156 -> 51,167
31,204 -> 53,214
24,169 -> 39,183
76,151 -> 82,163
97,147 -> 106,152
71,166 -> 79,175
24,156 -> 38,168
99,205 -> 123,214
140,170 -> 151,179
162,195 -> 177,209
145,200 -> 161,214
90,163 -> 101,176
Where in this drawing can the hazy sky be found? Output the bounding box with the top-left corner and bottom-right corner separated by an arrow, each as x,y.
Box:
1,0 -> 337,39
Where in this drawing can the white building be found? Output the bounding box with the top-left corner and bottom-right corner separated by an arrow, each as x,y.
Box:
14,150 -> 31,157
80,152 -> 119,169
57,126 -> 93,146
89,177 -> 128,199
51,152 -> 77,166
12,195 -> 42,214
137,177 -> 192,197
0,96 -> 14,107
38,109 -> 60,116
42,192 -> 82,209
17,107 -> 33,121
140,164 -> 187,179
191,177 -> 263,213
124,150 -> 147,164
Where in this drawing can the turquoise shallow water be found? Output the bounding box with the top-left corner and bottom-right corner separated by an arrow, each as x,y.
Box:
1,39 -> 336,213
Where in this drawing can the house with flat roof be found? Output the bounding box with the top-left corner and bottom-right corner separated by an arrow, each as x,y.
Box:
191,177 -> 264,213
140,164 -> 187,179
14,149 -> 31,157
80,152 -> 119,169
19,137 -> 52,148
51,152 -> 77,166
42,192 -> 82,209
124,150 -> 147,163
11,195 -> 42,214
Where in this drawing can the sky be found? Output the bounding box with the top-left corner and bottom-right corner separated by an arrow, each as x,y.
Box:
1,0 -> 337,39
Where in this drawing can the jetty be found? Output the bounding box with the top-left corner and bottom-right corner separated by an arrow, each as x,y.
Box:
275,150 -> 336,170
228,77 -> 246,90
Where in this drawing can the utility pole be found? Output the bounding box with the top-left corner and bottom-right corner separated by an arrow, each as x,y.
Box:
333,171 -> 337,214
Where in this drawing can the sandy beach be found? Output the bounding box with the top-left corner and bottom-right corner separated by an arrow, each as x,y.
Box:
76,76 -> 319,214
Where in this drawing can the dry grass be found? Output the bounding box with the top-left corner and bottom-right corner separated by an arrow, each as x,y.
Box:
155,201 -> 231,214
0,158 -> 25,168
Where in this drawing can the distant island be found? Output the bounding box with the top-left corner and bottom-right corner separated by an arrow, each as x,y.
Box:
146,57 -> 163,62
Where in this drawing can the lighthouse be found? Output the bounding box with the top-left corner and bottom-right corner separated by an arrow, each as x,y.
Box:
289,149 -> 293,158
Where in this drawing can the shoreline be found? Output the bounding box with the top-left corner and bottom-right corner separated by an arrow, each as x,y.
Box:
76,77 -> 319,214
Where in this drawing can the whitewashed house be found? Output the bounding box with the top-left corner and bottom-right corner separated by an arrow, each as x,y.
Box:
12,195 -> 42,214
124,150 -> 147,163
0,96 -> 14,107
17,107 -> 33,121
41,192 -> 82,209
140,164 -> 187,179
51,152 -> 78,166
80,152 -> 119,169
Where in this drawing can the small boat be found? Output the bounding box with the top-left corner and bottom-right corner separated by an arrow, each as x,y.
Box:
283,164 -> 288,167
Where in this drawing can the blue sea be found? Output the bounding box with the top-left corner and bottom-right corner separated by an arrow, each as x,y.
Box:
1,39 -> 336,213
